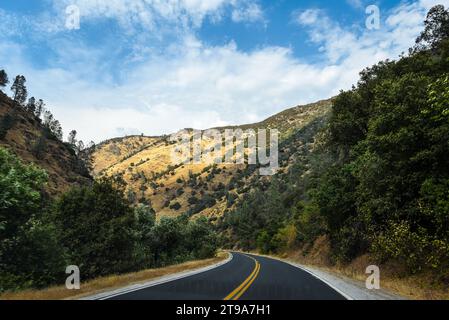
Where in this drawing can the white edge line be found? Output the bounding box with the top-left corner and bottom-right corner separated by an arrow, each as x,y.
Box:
245,252 -> 354,301
80,253 -> 234,300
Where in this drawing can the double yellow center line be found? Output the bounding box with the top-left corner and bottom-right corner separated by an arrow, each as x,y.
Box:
224,255 -> 260,300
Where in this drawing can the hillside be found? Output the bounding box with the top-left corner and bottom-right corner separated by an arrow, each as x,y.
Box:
0,91 -> 91,195
89,98 -> 332,219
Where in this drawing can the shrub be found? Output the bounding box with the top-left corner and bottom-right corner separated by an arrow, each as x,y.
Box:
169,202 -> 181,211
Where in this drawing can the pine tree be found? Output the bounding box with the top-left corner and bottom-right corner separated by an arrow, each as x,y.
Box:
11,75 -> 27,106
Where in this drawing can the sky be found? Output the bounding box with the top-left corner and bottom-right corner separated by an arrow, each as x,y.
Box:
0,0 -> 448,143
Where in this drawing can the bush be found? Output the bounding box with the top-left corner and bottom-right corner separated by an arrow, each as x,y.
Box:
188,196 -> 199,205
271,224 -> 297,252
169,202 -> 181,211
256,230 -> 271,254
371,222 -> 431,274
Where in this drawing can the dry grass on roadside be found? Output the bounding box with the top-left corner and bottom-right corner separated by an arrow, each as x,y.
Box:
0,252 -> 228,300
283,236 -> 449,300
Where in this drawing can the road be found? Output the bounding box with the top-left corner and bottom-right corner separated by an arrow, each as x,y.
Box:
105,252 -> 346,300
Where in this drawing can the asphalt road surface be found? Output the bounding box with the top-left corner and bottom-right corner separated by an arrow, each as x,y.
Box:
106,252 -> 346,300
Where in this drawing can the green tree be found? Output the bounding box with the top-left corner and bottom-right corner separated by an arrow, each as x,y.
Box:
53,177 -> 136,279
415,4 -> 449,51
0,147 -> 65,291
131,204 -> 156,269
185,217 -> 218,259
11,75 -> 27,106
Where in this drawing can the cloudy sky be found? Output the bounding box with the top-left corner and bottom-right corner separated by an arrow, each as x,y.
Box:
0,0 -> 447,142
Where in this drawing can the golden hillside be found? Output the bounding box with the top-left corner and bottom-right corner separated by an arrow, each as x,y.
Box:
90,98 -> 333,219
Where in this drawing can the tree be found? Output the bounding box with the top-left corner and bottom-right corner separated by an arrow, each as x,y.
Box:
26,97 -> 36,115
11,75 -> 27,106
76,140 -> 85,153
87,141 -> 96,150
132,205 -> 156,268
35,99 -> 45,119
185,217 -> 218,259
53,178 -> 136,279
0,147 -> 47,239
0,147 -> 65,291
415,5 -> 449,51
52,120 -> 63,141
43,110 -> 54,128
41,110 -> 63,140
0,70 -> 8,89
68,130 -> 77,146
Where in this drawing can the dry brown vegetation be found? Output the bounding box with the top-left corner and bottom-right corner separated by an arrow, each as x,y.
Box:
283,236 -> 449,300
0,252 -> 229,300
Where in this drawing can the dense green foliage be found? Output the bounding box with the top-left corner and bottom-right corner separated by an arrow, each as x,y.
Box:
0,147 -> 218,292
0,147 -> 65,289
222,5 -> 449,280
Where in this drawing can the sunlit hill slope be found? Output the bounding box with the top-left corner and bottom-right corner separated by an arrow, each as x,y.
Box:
89,98 -> 333,219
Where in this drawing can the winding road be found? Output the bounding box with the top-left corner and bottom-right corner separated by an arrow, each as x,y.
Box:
103,252 -> 346,300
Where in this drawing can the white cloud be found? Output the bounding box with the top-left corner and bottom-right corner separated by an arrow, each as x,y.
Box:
296,9 -> 322,25
50,0 -> 265,33
346,0 -> 364,9
294,1 -> 442,64
0,1 -> 445,143
231,3 -> 264,23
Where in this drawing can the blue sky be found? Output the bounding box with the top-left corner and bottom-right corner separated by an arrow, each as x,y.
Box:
0,0 -> 447,142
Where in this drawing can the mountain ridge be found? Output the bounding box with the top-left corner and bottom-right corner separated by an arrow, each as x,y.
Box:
89,98 -> 332,219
